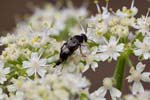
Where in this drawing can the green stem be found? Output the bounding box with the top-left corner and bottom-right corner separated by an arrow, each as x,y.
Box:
130,32 -> 142,44
113,54 -> 127,90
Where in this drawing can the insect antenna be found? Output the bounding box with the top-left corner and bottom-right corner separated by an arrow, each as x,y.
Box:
79,21 -> 86,34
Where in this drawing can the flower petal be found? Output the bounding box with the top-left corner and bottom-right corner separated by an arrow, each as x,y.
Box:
100,53 -> 109,61
26,68 -> 35,76
83,65 -> 89,72
126,76 -> 133,83
95,97 -> 106,100
99,45 -> 107,52
116,44 -> 124,52
132,82 -> 144,95
94,54 -> 102,61
38,69 -> 46,77
134,40 -> 142,48
143,52 -> 150,60
136,62 -> 145,73
31,52 -> 38,60
141,72 -> 150,82
112,52 -> 120,60
109,36 -> 117,45
110,87 -> 121,98
39,59 -> 47,66
134,49 -> 142,56
96,86 -> 107,97
91,62 -> 98,71
91,47 -> 98,55
90,92 -> 106,100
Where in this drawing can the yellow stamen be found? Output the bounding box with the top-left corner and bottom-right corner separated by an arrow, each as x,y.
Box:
32,36 -> 40,44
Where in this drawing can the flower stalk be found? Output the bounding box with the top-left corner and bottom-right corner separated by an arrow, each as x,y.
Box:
113,53 -> 127,90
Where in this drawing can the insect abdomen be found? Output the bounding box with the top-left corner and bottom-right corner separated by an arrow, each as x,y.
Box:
55,58 -> 63,65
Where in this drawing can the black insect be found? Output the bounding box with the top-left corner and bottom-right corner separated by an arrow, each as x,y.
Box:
55,34 -> 87,66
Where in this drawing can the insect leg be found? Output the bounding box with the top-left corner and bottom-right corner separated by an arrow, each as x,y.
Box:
79,45 -> 86,57
61,42 -> 67,50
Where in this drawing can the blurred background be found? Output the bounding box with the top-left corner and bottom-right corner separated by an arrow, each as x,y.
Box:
0,0 -> 150,95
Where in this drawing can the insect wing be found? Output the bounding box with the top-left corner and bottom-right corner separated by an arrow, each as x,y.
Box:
67,38 -> 80,48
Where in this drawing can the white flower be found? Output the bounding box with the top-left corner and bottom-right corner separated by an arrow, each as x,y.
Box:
35,29 -> 52,46
129,0 -> 138,17
16,35 -> 30,47
23,52 -> 47,77
133,8 -> 150,36
98,36 -> 124,61
8,73 -> 90,100
120,17 -> 136,27
116,0 -> 138,17
28,7 -> 57,32
116,8 -> 128,18
61,7 -> 88,20
83,47 -> 100,72
133,37 -> 150,59
61,74 -> 90,92
0,61 -> 10,84
116,6 -> 138,18
90,91 -> 106,100
0,34 -> 16,45
87,27 -> 104,43
101,7 -> 111,20
133,16 -> 150,36
95,22 -> 108,35
92,78 -> 121,100
110,25 -> 129,37
88,15 -> 101,28
1,44 -> 21,61
87,15 -> 108,43
127,62 -> 150,95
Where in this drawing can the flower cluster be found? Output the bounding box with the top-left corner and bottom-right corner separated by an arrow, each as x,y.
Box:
15,4 -> 88,37
0,0 -> 149,100
7,73 -> 90,100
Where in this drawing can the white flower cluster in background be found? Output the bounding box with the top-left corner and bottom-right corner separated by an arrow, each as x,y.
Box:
0,0 -> 149,100
15,4 -> 88,36
7,74 -> 90,100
